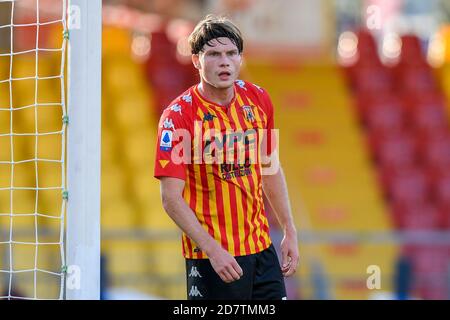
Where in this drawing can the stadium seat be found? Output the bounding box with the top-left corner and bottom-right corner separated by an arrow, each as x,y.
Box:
396,66 -> 438,94
368,129 -> 417,169
398,35 -> 428,68
391,202 -> 443,230
419,134 -> 450,169
363,96 -> 405,132
406,245 -> 449,299
375,133 -> 417,170
384,166 -> 429,205
351,67 -> 393,93
355,30 -> 382,66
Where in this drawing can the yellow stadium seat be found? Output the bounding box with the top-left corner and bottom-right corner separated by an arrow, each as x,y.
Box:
122,129 -> 154,167
0,56 -> 10,81
12,55 -> 36,79
102,163 -> 128,202
0,81 -> 10,109
37,162 -> 62,189
37,79 -> 61,105
101,127 -> 119,164
37,133 -> 62,160
13,162 -> 36,189
112,97 -> 151,131
0,189 -> 10,214
102,26 -> 132,57
12,79 -> 35,108
38,189 -> 63,217
37,106 -> 62,133
101,199 -> 136,229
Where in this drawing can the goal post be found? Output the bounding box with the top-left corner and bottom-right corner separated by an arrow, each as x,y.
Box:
66,0 -> 102,300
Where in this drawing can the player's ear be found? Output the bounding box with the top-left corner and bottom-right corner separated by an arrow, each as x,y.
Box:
192,54 -> 200,69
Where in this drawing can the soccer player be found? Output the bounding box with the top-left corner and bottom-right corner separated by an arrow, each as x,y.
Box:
154,15 -> 299,300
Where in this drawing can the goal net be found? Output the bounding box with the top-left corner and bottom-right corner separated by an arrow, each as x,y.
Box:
0,0 -> 101,300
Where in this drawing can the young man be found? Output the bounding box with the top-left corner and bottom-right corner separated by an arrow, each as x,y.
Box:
154,15 -> 299,300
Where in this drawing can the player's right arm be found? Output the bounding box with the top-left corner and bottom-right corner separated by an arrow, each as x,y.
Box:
159,177 -> 243,283
154,100 -> 242,283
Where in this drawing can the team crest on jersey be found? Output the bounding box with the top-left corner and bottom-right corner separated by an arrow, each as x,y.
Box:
170,104 -> 182,115
161,118 -> 175,130
236,80 -> 247,90
242,105 -> 256,123
160,130 -> 173,151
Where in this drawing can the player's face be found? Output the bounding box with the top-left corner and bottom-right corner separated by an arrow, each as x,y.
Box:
194,37 -> 242,89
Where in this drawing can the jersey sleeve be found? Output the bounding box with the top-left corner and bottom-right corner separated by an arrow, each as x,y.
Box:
154,105 -> 191,181
260,89 -> 277,156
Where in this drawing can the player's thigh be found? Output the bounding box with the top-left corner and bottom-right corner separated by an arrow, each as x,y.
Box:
186,256 -> 255,300
252,244 -> 287,300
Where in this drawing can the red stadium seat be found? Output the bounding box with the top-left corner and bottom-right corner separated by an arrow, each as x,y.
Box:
391,202 -> 443,230
408,102 -> 448,133
398,35 -> 428,67
376,132 -> 417,169
368,129 -> 417,168
419,135 -> 450,169
406,245 -> 449,299
351,67 -> 393,93
433,174 -> 450,206
397,67 -> 438,94
385,166 -> 429,205
363,95 -> 405,132
355,30 -> 382,66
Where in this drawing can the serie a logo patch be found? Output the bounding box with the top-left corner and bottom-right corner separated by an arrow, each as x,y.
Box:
160,130 -> 173,151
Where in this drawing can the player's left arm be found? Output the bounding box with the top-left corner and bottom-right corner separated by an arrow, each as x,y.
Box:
262,167 -> 299,277
258,85 -> 299,277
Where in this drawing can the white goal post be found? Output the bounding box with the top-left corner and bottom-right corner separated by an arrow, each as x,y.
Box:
66,0 -> 101,300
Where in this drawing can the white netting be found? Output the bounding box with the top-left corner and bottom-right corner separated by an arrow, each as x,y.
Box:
0,0 -> 67,299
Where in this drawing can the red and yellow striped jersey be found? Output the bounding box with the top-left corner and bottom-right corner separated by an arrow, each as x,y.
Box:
154,80 -> 276,259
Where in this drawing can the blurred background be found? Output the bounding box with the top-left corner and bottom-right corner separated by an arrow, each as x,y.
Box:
1,0 -> 450,299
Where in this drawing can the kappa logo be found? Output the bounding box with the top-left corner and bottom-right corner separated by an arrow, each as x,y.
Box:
203,112 -> 216,122
253,83 -> 264,92
188,266 -> 202,278
170,104 -> 182,115
236,79 -> 247,90
162,118 -> 175,130
189,285 -> 203,297
182,94 -> 192,104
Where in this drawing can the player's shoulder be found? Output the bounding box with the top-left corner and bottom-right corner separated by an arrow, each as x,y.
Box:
160,87 -> 195,120
235,80 -> 273,111
235,79 -> 267,96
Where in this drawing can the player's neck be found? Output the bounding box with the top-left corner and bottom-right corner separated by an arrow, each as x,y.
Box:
198,80 -> 235,107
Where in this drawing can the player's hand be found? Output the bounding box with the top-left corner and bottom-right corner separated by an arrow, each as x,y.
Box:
280,229 -> 299,277
208,247 -> 243,283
